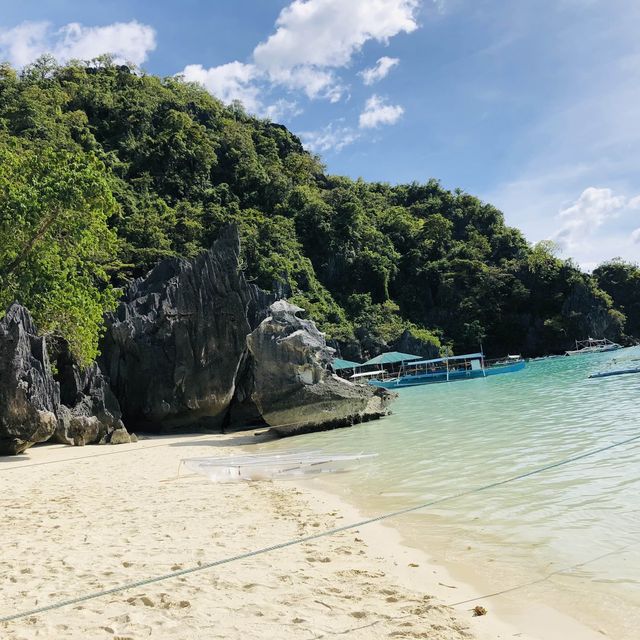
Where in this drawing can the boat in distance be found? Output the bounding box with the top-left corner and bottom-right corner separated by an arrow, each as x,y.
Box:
565,338 -> 621,356
344,352 -> 525,389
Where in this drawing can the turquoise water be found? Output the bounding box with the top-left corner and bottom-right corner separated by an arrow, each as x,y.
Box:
258,347 -> 640,636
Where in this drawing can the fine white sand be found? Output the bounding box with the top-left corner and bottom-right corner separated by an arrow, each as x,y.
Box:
0,433 -> 603,639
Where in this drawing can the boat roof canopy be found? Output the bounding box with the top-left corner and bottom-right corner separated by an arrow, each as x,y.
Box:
409,352 -> 485,366
332,358 -> 362,370
361,351 -> 421,366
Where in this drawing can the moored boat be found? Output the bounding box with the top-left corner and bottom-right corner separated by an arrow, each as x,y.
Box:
349,352 -> 525,389
565,338 -> 621,356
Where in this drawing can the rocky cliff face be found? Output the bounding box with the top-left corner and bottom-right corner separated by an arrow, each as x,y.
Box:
55,341 -> 129,446
100,225 -> 273,432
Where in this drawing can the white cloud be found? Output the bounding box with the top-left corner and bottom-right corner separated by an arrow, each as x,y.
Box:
632,228 -> 640,244
262,98 -> 303,121
553,187 -> 627,251
359,94 -> 404,128
0,22 -> 49,68
0,21 -> 156,67
181,62 -> 261,113
253,0 -> 419,99
299,124 -> 359,153
177,0 -> 420,120
628,195 -> 640,209
360,56 -> 400,85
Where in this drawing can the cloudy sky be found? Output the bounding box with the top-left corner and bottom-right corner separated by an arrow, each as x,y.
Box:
1,0 -> 639,269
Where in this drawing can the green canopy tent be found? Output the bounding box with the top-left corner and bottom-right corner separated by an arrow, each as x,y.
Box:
331,358 -> 363,371
360,351 -> 421,367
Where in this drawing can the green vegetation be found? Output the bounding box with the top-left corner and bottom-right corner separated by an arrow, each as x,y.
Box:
594,260 -> 640,340
0,132 -> 117,363
0,57 -> 635,361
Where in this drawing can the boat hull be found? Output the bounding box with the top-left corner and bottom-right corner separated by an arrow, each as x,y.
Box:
367,361 -> 525,389
589,367 -> 640,379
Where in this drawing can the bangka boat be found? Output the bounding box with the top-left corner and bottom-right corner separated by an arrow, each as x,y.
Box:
589,366 -> 640,379
351,352 -> 525,389
565,338 -> 621,356
181,451 -> 377,482
588,356 -> 640,379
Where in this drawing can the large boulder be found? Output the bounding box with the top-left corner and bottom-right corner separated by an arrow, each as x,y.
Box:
244,300 -> 394,437
101,224 -> 271,432
0,304 -> 59,454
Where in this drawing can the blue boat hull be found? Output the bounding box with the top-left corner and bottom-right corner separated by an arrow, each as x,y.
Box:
589,367 -> 640,379
367,361 -> 526,389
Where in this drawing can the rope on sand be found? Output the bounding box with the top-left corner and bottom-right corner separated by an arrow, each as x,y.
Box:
1,432 -> 639,625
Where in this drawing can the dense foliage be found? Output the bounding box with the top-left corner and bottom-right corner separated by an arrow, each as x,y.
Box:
0,127 -> 117,363
0,57 -> 635,361
594,260 -> 640,339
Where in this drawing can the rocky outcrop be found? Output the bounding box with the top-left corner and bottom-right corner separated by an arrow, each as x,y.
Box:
55,343 -> 129,445
101,225 -> 274,432
101,226 -> 393,436
243,300 -> 393,437
0,304 -> 131,455
1,226 -> 393,453
0,304 -> 59,454
392,328 -> 440,360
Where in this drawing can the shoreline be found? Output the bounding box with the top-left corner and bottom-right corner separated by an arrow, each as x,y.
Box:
0,433 -> 609,639
300,479 -> 606,640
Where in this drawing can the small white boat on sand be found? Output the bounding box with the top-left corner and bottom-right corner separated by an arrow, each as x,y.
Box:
181,451 -> 377,482
565,338 -> 621,356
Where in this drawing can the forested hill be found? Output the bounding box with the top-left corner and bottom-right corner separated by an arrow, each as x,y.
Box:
1,57 -> 638,364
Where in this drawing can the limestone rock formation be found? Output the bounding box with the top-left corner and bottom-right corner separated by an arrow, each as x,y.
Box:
1,227 -> 394,454
244,300 -> 393,437
55,343 -> 128,445
101,226 -> 393,436
101,225 -> 272,432
0,304 -> 59,454
392,328 -> 440,360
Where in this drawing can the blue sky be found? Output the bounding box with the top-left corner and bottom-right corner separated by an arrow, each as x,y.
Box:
1,0 -> 639,269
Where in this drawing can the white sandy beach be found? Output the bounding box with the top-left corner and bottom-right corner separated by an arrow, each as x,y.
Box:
0,433 -> 603,640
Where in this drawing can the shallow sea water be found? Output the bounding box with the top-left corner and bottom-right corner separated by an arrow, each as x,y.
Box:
257,346 -> 640,636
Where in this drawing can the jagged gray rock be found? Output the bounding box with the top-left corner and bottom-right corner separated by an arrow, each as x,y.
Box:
54,344 -> 128,446
101,226 -> 393,436
101,224 -> 272,432
244,300 -> 394,437
1,228 -> 394,454
392,328 -> 440,360
0,304 -> 59,454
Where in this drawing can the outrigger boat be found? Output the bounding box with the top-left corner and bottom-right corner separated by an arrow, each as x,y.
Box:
588,356 -> 640,379
347,352 -> 525,389
565,338 -> 621,356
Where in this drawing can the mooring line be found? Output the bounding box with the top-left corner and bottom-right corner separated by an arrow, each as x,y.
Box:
1,432 -> 639,625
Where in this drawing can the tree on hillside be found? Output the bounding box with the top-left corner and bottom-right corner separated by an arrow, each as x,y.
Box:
0,138 -> 118,363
